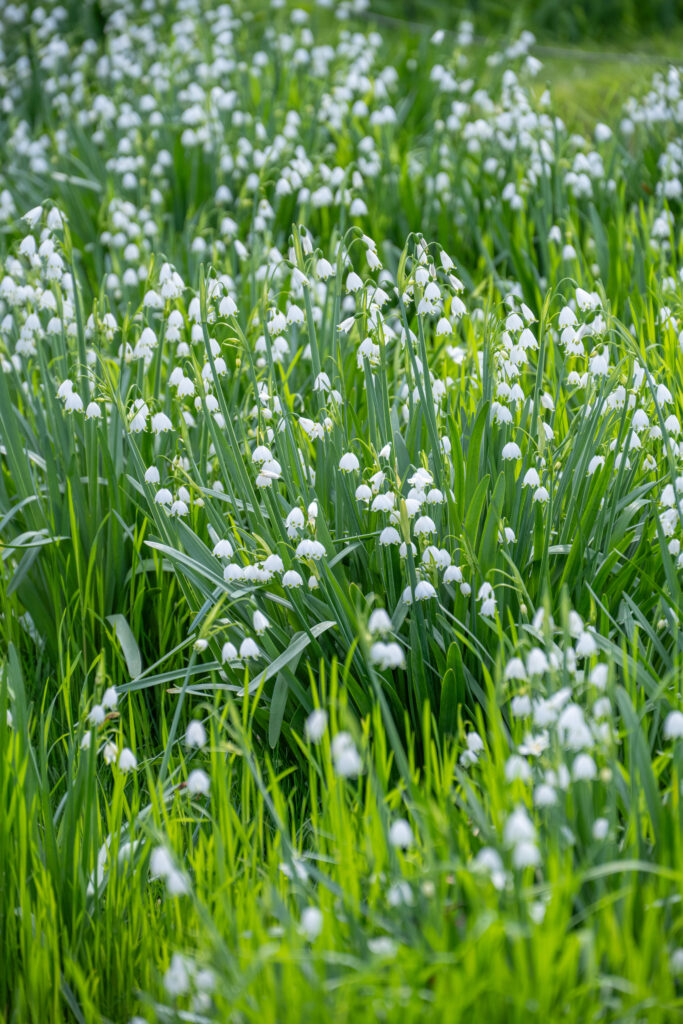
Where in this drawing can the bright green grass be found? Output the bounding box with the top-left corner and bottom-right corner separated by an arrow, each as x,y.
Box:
3,644 -> 683,1023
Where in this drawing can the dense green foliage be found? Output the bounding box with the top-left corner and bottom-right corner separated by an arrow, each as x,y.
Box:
1,1 -> 683,1021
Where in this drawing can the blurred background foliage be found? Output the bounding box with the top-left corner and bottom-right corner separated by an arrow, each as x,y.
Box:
371,0 -> 682,43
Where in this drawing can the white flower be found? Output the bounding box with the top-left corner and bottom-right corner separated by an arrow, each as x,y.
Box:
346,271 -> 363,293
592,817 -> 609,840
575,630 -> 597,659
414,580 -> 436,601
575,287 -> 595,311
130,412 -> 147,433
664,710 -> 683,739
102,687 -> 118,709
300,906 -> 323,941
285,507 -> 305,537
505,657 -> 527,681
379,526 -> 401,546
511,695 -> 531,717
65,391 -> 84,413
164,954 -> 191,997
151,412 -> 173,435
593,697 -> 611,719
657,384 -> 673,406
256,459 -> 282,487
473,847 -> 506,890
23,205 -> 42,227
150,846 -> 174,880
219,295 -> 238,317
368,609 -> 392,634
572,753 -> 597,781
166,869 -> 190,896
504,806 -> 536,846
370,641 -> 405,670
253,445 -> 272,465
296,539 -> 326,561
331,732 -> 362,777
368,936 -> 397,958
466,732 -> 484,755
89,704 -> 105,726
557,704 -> 593,749
387,880 -> 414,907
316,258 -> 334,280
103,741 -> 118,765
339,452 -> 360,472
282,569 -> 304,589
213,539 -> 234,558
526,648 -> 548,675
118,748 -> 137,772
239,637 -> 260,659
389,818 -> 414,848
221,641 -> 238,663
414,515 -> 436,536
534,784 -> 557,807
505,755 -> 531,782
501,441 -> 522,461
263,554 -> 284,575
518,731 -> 548,757
185,720 -> 207,749
187,769 -> 210,796
371,493 -> 395,513
512,842 -> 540,869
253,611 -> 269,634
304,708 -> 328,743
269,310 -> 287,335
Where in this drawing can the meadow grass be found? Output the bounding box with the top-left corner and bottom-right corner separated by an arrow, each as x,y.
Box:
1,1 -> 683,1021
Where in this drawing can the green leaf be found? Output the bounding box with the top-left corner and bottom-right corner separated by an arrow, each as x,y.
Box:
465,402 -> 489,509
478,471 -> 505,576
268,674 -> 289,748
439,667 -> 458,735
106,614 -> 142,679
463,475 -> 490,558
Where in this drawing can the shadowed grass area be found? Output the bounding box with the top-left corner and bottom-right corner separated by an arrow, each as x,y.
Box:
368,0 -> 682,43
538,26 -> 683,130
